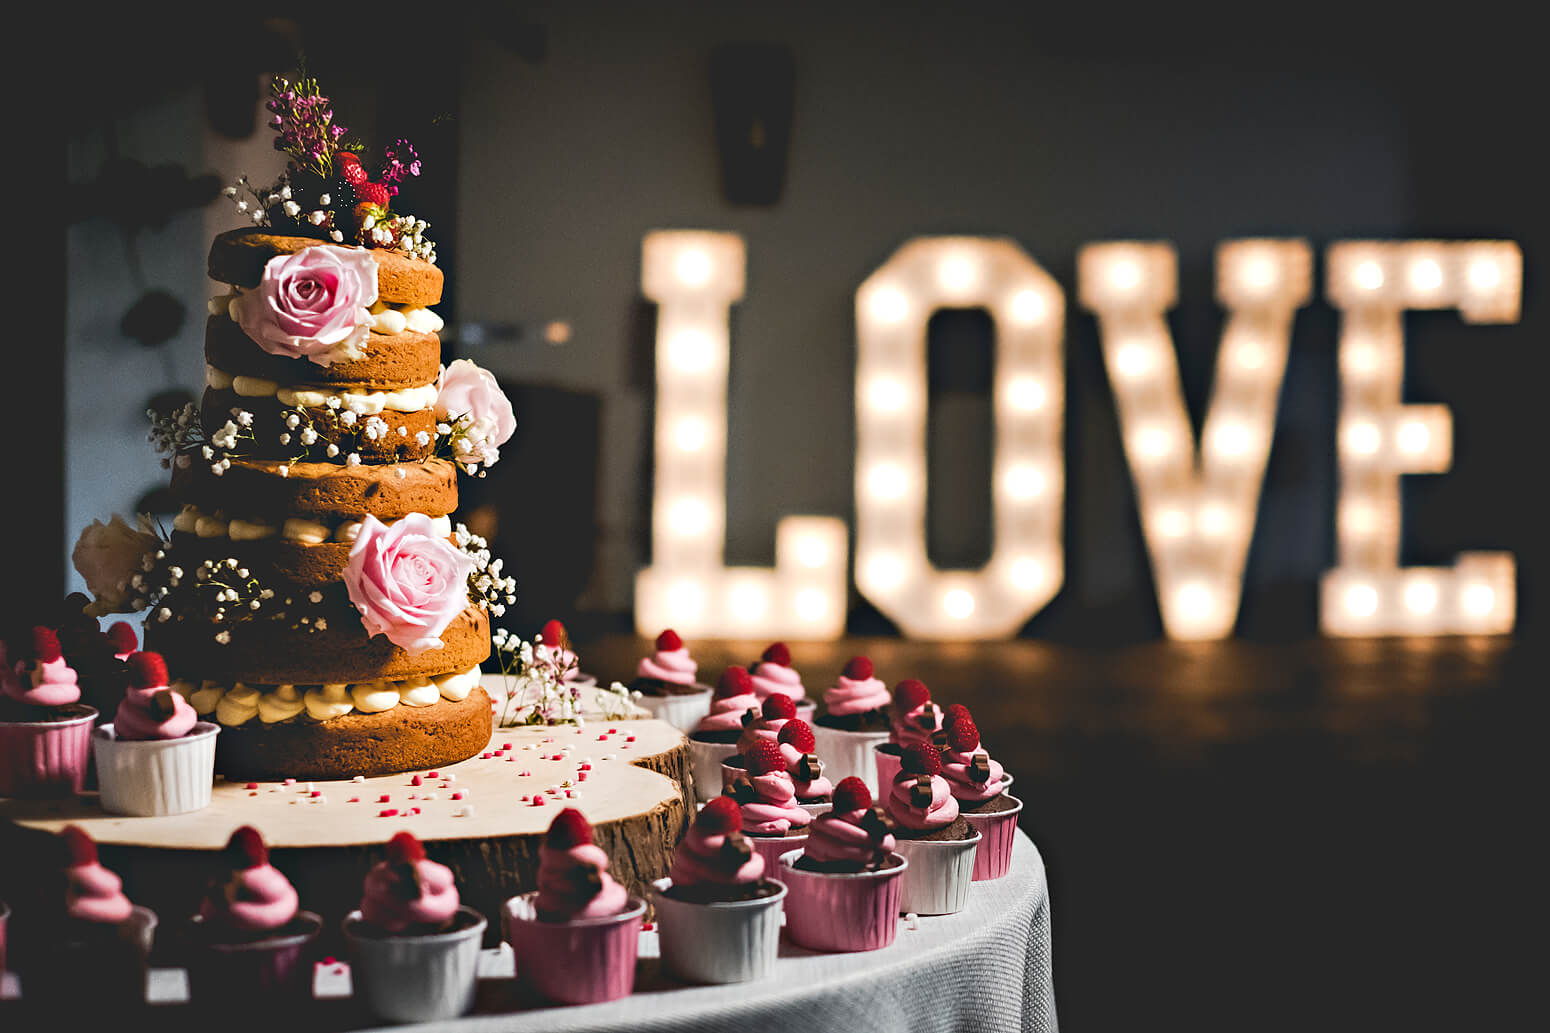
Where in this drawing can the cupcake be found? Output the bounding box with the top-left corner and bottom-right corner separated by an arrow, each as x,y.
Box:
748,641 -> 815,722
725,739 -> 813,870
51,598 -> 132,718
780,777 -> 908,952
649,796 -> 786,983
885,744 -> 981,915
22,826 -> 157,1009
687,665 -> 759,803
92,651 -> 220,816
503,809 -> 644,1005
186,826 -> 323,1004
777,719 -> 834,815
942,711 -> 1023,881
811,656 -> 893,796
872,678 -> 944,793
721,693 -> 798,793
538,618 -> 597,688
0,627 -> 100,798
629,629 -> 712,731
342,831 -> 487,1023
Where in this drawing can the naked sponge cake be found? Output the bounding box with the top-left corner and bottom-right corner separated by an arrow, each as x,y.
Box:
70,73 -> 516,781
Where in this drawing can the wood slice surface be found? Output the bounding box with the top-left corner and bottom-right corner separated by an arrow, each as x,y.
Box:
0,679 -> 691,951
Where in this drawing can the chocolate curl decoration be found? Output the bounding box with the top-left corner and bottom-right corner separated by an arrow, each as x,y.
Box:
741,708 -> 759,728
727,776 -> 756,804
909,775 -> 934,810
719,832 -> 753,865
931,728 -> 949,748
148,689 -> 179,721
797,753 -> 823,782
388,862 -> 425,901
860,804 -> 895,842
969,752 -> 992,784
572,860 -> 604,897
915,709 -> 941,734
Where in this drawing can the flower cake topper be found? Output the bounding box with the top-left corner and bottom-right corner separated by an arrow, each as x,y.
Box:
232,245 -> 379,367
343,514 -> 475,655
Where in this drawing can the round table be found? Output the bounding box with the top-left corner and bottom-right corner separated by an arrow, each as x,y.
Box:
2,831 -> 1055,1032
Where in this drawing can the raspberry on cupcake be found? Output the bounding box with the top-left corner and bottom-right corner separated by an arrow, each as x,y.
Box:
777,719 -> 834,806
0,626 -> 102,798
628,629 -> 712,731
748,641 -> 813,719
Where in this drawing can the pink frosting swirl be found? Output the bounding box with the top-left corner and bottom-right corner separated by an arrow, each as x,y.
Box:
780,742 -> 833,800
824,672 -> 889,717
200,865 -> 300,934
535,843 -> 630,920
67,862 -> 133,925
733,772 -> 813,835
804,808 -> 896,867
667,825 -> 765,888
891,700 -> 944,749
343,514 -> 475,655
886,771 -> 960,830
635,646 -> 698,686
236,245 -> 378,366
942,747 -> 1007,803
360,856 -> 461,933
694,692 -> 758,734
114,684 -> 198,740
749,661 -> 805,703
5,655 -> 82,708
736,716 -> 789,756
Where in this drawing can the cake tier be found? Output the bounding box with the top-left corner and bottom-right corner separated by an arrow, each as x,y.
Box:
146,603 -> 490,684
209,229 -> 442,306
172,456 -> 458,521
205,316 -> 442,389
212,686 -> 493,781
200,389 -> 439,463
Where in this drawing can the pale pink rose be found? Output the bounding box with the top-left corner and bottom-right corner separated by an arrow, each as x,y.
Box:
435,360 -> 516,470
235,245 -> 378,366
72,514 -> 160,616
343,514 -> 474,654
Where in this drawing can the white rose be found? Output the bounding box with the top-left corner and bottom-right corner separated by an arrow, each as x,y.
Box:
72,514 -> 159,616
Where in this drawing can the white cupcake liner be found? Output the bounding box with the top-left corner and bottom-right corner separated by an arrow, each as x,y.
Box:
807,725 -> 891,798
92,722 -> 219,816
342,906 -> 486,1023
688,738 -> 740,802
894,828 -> 982,915
648,878 -> 787,984
635,688 -> 712,731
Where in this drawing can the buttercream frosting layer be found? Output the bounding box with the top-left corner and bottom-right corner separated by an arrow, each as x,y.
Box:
204,316 -> 441,389
173,456 -> 458,521
209,229 -> 443,307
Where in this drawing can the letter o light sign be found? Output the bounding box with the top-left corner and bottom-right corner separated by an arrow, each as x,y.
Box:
635,230 -> 1520,642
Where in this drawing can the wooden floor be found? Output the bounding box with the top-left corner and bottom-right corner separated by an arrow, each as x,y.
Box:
579,633 -> 1538,1032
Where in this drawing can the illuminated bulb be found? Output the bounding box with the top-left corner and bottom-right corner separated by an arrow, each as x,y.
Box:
795,536 -> 829,569
1468,260 -> 1501,290
668,498 -> 711,537
1134,426 -> 1174,461
1234,340 -> 1266,370
668,329 -> 715,373
1354,260 -> 1384,291
1239,257 -> 1275,290
1108,259 -> 1141,291
1210,422 -> 1253,458
1409,259 -> 1442,292
672,418 -> 707,453
666,580 -> 706,618
794,588 -> 828,622
1114,342 -> 1153,380
1009,289 -> 1046,325
729,581 -> 768,620
1343,583 -> 1379,618
1403,580 -> 1439,615
1197,503 -> 1233,538
1461,584 -> 1496,617
1340,502 -> 1379,537
866,377 -> 909,413
1005,376 -> 1047,412
943,588 -> 975,619
868,286 -> 909,324
1174,582 -> 1215,621
866,463 -> 909,500
1396,420 -> 1430,455
1154,507 -> 1191,539
937,254 -> 980,293
1001,464 -> 1046,500
675,249 -> 713,287
1007,557 -> 1044,592
1342,421 -> 1381,457
1342,344 -> 1380,376
863,553 -> 907,591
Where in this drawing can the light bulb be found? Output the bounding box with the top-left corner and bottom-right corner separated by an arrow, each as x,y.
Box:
668,329 -> 715,373
1240,257 -> 1275,290
1154,507 -> 1191,539
1468,260 -> 1501,290
1354,260 -> 1384,291
795,536 -> 829,569
1461,584 -> 1496,617
1397,420 -> 1430,455
673,418 -> 707,453
1007,557 -> 1044,592
1235,340 -> 1266,370
1009,289 -> 1046,325
1210,422 -> 1253,458
1115,342 -> 1153,380
938,253 -> 979,293
1404,580 -> 1439,615
866,464 -> 908,500
794,588 -> 828,621
868,286 -> 909,325
866,377 -> 908,413
1109,260 -> 1140,291
668,498 -> 711,536
1342,421 -> 1381,457
1175,582 -> 1215,621
675,249 -> 712,287
1409,259 -> 1442,292
1343,583 -> 1379,618
1134,426 -> 1174,461
1005,376 -> 1047,412
943,588 -> 975,619
1001,464 -> 1046,500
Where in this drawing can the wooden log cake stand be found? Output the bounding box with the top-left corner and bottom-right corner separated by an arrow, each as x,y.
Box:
0,691 -> 691,952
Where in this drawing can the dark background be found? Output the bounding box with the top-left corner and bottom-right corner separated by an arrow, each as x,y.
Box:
9,3 -> 1546,1029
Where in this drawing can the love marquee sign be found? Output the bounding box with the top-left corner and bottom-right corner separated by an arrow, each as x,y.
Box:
633,231 -> 1520,642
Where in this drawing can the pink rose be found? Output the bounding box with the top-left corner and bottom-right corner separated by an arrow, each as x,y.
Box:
435,360 -> 516,472
234,245 -> 378,366
342,514 -> 474,654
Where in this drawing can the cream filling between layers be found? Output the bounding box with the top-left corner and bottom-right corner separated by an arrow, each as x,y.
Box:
172,666 -> 482,726
174,505 -> 452,545
209,291 -> 444,336
205,366 -> 439,415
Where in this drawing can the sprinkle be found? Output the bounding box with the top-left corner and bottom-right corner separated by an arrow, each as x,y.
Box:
445,773 -> 456,782
411,807 -> 421,815
642,922 -> 655,932
578,773 -> 588,782
531,796 -> 546,806
352,775 -> 366,783
608,728 -> 618,735
310,790 -> 322,798
408,794 -> 417,800
565,789 -> 577,798
502,742 -> 513,750
245,782 -> 259,789
284,778 -> 296,786
598,734 -> 608,741
427,771 -> 439,778
249,791 -> 258,797
906,912 -> 920,931
378,794 -> 391,803
580,763 -> 592,771
506,755 -> 516,762
626,736 -> 637,743
451,792 -> 464,801
310,795 -> 327,804
480,753 -> 491,759
379,809 -> 398,817
348,797 -> 359,803
456,805 -> 474,818
411,775 -> 422,786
